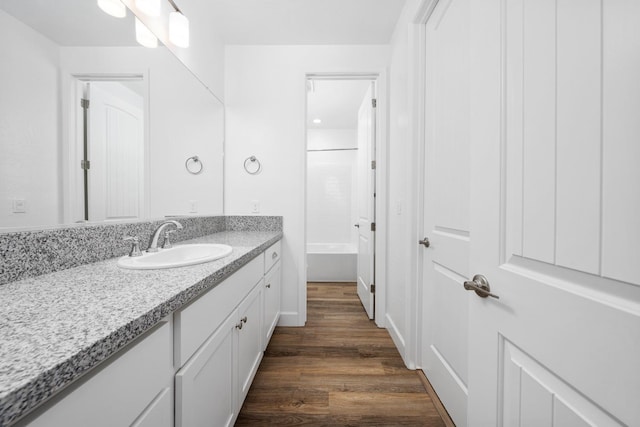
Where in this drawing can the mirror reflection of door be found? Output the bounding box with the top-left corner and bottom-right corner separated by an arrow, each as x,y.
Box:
76,80 -> 144,222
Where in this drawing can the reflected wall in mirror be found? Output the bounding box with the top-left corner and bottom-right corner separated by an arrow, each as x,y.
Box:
0,0 -> 224,230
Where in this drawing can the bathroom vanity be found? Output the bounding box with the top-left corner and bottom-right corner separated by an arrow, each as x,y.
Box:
0,219 -> 282,427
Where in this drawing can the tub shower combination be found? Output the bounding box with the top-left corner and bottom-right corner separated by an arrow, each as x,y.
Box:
307,243 -> 357,282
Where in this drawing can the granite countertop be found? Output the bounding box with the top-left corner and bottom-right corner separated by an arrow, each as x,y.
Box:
0,230 -> 282,426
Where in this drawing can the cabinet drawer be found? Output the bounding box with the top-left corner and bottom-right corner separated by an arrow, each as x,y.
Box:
174,255 -> 264,367
264,241 -> 281,273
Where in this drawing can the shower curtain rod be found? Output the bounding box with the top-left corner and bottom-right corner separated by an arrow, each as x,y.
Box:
307,148 -> 358,152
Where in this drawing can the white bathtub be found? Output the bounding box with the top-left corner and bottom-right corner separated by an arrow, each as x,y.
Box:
306,243 -> 357,282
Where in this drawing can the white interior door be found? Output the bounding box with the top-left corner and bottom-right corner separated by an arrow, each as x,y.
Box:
356,83 -> 376,319
467,1 -> 640,426
88,81 -> 144,222
420,1 -> 470,426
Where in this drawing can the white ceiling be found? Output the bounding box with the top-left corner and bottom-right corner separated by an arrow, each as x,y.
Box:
1,0 -> 407,47
307,80 -> 372,129
0,0 -> 139,46
200,0 -> 407,45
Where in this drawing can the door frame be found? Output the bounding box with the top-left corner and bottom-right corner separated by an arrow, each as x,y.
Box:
61,72 -> 150,224
303,72 -> 389,328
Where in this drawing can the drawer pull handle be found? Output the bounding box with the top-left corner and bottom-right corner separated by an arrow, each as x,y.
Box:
272,252 -> 278,260
241,316 -> 248,324
266,283 -> 271,288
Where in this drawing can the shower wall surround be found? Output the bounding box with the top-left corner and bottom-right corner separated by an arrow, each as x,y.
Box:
0,216 -> 283,286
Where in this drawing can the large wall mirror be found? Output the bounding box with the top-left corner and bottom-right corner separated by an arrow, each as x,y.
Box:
0,0 -> 224,230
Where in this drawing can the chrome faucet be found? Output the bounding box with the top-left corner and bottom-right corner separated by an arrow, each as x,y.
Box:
148,220 -> 183,252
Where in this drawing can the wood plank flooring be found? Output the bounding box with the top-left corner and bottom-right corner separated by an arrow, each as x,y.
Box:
235,282 -> 447,426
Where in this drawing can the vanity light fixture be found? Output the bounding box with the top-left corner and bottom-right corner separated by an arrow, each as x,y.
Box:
135,17 -> 158,48
135,0 -> 161,17
97,0 -> 126,18
168,0 -> 189,48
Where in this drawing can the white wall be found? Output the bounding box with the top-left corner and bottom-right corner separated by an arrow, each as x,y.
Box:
0,10 -> 61,228
307,129 -> 358,247
307,129 -> 357,150
385,0 -> 424,366
225,45 -> 389,326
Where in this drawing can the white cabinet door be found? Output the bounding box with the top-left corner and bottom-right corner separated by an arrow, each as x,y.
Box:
19,321 -> 173,427
263,261 -> 281,350
175,313 -> 238,427
131,388 -> 173,427
237,282 -> 264,405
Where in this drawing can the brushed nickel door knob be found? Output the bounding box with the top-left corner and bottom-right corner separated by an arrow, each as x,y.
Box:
463,274 -> 499,299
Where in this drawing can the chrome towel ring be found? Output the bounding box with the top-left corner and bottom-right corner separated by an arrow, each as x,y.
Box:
244,156 -> 261,175
185,156 -> 203,174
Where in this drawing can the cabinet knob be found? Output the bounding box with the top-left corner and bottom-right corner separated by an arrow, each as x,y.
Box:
266,283 -> 271,288
241,316 -> 248,324
235,322 -> 243,330
272,252 -> 278,260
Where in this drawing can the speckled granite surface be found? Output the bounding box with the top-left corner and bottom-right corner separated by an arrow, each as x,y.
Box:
0,216 -> 282,286
0,225 -> 282,426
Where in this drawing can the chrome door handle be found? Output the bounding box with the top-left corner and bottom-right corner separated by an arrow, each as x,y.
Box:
463,274 -> 499,299
354,224 -> 360,228
418,237 -> 430,248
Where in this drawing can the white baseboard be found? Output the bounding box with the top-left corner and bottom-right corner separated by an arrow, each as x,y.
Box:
386,313 -> 410,367
277,311 -> 303,327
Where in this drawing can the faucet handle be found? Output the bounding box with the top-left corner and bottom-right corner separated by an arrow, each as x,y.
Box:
123,236 -> 143,257
162,230 -> 177,249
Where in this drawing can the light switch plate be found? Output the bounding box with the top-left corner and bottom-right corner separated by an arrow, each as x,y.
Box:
12,199 -> 26,213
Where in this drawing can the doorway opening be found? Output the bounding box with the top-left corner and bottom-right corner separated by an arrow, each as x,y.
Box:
68,75 -> 147,224
305,77 -> 377,320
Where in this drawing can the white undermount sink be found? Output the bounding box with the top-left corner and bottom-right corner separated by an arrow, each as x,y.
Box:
117,244 -> 233,270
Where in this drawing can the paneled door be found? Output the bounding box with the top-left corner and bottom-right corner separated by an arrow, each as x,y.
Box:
467,0 -> 640,426
88,81 -> 144,222
420,0 -> 471,426
356,83 -> 376,319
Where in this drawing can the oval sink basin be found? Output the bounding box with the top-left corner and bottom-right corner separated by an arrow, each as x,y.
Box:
118,244 -> 233,270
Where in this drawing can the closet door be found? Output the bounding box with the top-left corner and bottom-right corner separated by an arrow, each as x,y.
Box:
419,0 -> 472,426
467,0 -> 640,425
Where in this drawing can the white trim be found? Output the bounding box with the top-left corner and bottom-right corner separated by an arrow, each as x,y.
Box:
277,311 -> 302,327
374,68 -> 389,328
304,70 -> 389,329
386,313 -> 408,364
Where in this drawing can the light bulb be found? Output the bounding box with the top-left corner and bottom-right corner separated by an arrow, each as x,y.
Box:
135,17 -> 158,48
135,0 -> 161,17
97,0 -> 126,18
169,11 -> 189,48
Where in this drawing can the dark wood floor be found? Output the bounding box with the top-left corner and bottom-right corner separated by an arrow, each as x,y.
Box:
235,282 -> 447,426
